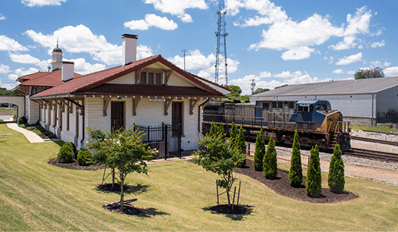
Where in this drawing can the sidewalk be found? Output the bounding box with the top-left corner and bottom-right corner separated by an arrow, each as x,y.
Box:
6,122 -> 45,143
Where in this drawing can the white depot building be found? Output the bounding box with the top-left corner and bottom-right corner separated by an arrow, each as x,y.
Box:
250,77 -> 398,126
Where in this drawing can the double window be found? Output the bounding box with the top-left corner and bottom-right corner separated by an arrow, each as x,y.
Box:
140,71 -> 163,85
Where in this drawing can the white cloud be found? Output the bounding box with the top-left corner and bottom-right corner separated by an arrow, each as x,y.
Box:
260,71 -> 271,78
25,25 -> 122,65
144,0 -> 207,22
329,56 -> 334,64
0,80 -> 17,90
384,61 -> 391,67
0,14 -> 5,20
281,46 -> 315,60
124,14 -> 178,31
336,52 -> 362,65
9,53 -> 49,70
0,64 -> 10,73
370,40 -> 385,48
0,35 -> 29,51
332,69 -> 344,74
274,71 -> 292,78
137,45 -> 154,60
384,67 -> 398,77
168,49 -> 215,70
8,67 -> 39,81
195,57 -> 240,84
21,0 -> 66,7
348,70 -> 356,75
344,6 -> 372,36
370,29 -> 383,37
369,60 -> 390,68
329,36 -> 357,50
7,74 -> 19,81
63,58 -> 106,75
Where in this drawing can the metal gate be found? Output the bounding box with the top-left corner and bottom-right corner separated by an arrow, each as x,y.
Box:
135,123 -> 181,160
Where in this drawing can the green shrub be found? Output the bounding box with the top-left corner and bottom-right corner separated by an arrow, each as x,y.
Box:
209,122 -> 217,137
218,122 -> 226,142
64,142 -> 77,157
13,115 -> 17,121
77,148 -> 93,166
306,145 -> 322,197
289,130 -> 303,187
58,144 -> 74,163
18,116 -> 27,125
253,129 -> 265,171
19,124 -> 26,128
328,144 -> 345,193
235,126 -> 246,168
229,122 -> 238,149
263,135 -> 277,179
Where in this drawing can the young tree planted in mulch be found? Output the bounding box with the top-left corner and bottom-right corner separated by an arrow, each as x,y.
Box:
253,129 -> 265,171
328,144 -> 345,193
86,127 -> 156,211
306,145 -> 322,197
229,122 -> 238,149
263,135 -> 277,179
235,126 -> 247,168
193,133 -> 245,210
289,130 -> 303,187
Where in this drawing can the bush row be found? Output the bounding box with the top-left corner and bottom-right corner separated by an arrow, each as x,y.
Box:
57,142 -> 93,166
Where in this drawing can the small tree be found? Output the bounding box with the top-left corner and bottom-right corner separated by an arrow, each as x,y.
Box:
86,127 -> 155,211
253,129 -> 265,171
193,133 -> 245,209
209,122 -> 218,137
218,122 -> 226,142
328,144 -> 345,193
306,145 -> 322,197
235,126 -> 246,168
289,130 -> 303,187
263,135 -> 277,179
229,122 -> 238,149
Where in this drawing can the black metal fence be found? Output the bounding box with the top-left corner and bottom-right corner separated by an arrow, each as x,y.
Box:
135,123 -> 181,160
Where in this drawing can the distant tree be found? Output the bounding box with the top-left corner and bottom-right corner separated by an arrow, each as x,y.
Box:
328,144 -> 345,193
0,88 -> 19,96
253,88 -> 270,95
228,85 -> 242,99
263,135 -> 277,179
354,67 -> 384,79
241,95 -> 250,102
253,129 -> 265,171
306,145 -> 322,197
274,84 -> 288,89
289,130 -> 303,187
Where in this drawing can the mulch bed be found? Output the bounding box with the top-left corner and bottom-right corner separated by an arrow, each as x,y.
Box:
233,159 -> 359,203
48,157 -> 105,171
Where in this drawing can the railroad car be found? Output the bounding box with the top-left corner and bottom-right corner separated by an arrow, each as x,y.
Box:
202,100 -> 351,151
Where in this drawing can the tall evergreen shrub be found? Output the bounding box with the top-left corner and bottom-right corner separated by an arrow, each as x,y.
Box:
219,122 -> 226,142
289,130 -> 303,187
328,144 -> 345,193
235,126 -> 247,168
306,145 -> 322,197
263,135 -> 277,179
209,122 -> 217,137
229,122 -> 238,149
253,129 -> 265,171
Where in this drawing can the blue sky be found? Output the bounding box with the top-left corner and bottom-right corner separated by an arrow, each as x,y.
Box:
1,0 -> 397,94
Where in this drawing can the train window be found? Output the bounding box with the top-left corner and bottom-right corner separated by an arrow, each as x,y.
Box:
288,102 -> 294,108
278,102 -> 283,108
298,105 -> 309,112
272,102 -> 277,108
263,103 -> 269,110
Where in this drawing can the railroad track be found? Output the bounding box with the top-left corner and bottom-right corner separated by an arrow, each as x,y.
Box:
350,136 -> 398,146
345,148 -> 398,162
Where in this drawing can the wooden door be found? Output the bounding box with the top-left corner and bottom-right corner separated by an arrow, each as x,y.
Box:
172,102 -> 182,136
111,102 -> 124,131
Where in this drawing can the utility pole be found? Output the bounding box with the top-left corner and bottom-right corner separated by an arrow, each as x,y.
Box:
215,0 -> 228,86
182,49 -> 187,70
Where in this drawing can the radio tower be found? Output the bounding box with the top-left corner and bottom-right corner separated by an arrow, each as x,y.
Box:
215,0 -> 228,86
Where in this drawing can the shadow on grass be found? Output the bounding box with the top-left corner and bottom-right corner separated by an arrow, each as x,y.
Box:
202,204 -> 254,221
96,183 -> 150,196
102,204 -> 169,218
53,140 -> 64,147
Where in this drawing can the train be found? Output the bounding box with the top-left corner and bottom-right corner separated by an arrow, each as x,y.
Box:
202,99 -> 351,151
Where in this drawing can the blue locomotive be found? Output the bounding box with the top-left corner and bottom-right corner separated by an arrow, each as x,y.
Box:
203,99 -> 351,151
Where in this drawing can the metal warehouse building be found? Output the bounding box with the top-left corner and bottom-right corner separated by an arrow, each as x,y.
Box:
250,76 -> 398,126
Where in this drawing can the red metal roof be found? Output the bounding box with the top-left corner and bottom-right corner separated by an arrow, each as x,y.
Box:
31,55 -> 226,99
19,69 -> 82,87
78,84 -> 220,97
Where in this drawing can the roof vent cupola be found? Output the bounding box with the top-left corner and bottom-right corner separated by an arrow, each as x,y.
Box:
51,40 -> 63,71
122,34 -> 138,66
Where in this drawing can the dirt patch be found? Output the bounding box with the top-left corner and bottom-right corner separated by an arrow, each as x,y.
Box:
233,159 -> 358,204
48,157 -> 105,171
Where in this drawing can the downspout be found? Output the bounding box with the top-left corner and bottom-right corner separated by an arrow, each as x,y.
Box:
198,97 -> 211,133
80,99 -> 85,148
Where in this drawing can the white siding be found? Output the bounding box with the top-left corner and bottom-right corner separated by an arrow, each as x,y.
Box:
108,72 -> 135,84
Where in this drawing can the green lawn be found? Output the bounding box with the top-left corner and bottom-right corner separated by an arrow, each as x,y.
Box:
0,124 -> 397,231
351,125 -> 398,133
0,107 -> 16,115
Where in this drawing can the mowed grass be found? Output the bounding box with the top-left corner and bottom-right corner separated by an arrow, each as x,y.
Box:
351,125 -> 398,133
0,124 -> 398,231
0,107 -> 16,115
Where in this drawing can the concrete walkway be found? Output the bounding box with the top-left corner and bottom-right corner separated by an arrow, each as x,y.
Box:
6,122 -> 45,143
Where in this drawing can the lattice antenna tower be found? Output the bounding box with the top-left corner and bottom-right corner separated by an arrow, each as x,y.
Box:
215,0 -> 228,86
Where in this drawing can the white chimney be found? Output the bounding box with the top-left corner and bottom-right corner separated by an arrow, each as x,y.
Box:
122,34 -> 138,66
62,61 -> 74,82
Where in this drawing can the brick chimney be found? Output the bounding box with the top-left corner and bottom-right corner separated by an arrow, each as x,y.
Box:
122,34 -> 138,66
62,61 -> 74,82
